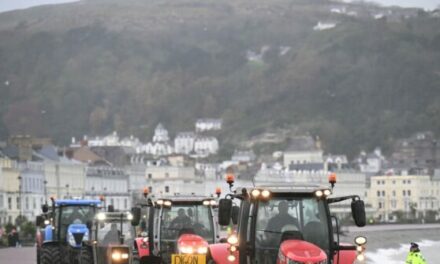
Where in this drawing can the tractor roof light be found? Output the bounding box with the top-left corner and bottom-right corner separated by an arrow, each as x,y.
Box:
143,187 -> 150,198
261,190 -> 271,199
328,173 -> 337,188
163,200 -> 172,207
157,200 -> 164,206
323,189 -> 332,196
251,189 -> 261,199
210,200 -> 217,206
227,255 -> 236,262
355,236 -> 367,246
127,213 -> 133,220
96,212 -> 106,221
315,190 -> 323,198
215,187 -> 222,197
203,200 -> 210,206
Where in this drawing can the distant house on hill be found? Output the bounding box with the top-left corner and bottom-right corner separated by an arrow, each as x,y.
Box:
195,119 -> 222,132
283,136 -> 323,167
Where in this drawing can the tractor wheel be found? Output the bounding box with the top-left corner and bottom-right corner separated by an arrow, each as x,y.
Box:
36,248 -> 41,264
41,245 -> 62,264
80,247 -> 94,264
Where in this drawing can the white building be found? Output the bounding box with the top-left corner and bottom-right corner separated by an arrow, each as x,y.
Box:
145,165 -> 201,195
195,119 -> 222,132
174,132 -> 196,154
283,136 -> 323,167
137,124 -> 173,156
18,162 -> 46,220
153,123 -> 170,143
231,150 -> 256,163
194,137 -> 219,155
355,148 -> 386,174
85,166 -> 131,211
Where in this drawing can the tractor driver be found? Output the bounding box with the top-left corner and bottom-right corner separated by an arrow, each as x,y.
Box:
103,223 -> 120,245
265,201 -> 299,241
170,208 -> 192,232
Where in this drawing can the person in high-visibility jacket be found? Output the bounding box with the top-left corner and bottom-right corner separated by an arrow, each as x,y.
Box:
406,242 -> 427,264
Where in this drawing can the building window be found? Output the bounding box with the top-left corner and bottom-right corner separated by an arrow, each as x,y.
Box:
8,197 -> 12,210
110,199 -> 114,206
391,200 -> 397,208
33,198 -> 37,209
148,174 -> 152,179
0,195 -> 3,209
407,180 -> 411,184
25,197 -> 29,210
392,191 -> 396,197
403,180 -> 406,184
124,199 -> 128,209
392,180 -> 396,184
377,181 -> 380,185
382,180 -> 385,185
17,197 -> 21,210
382,191 -> 385,196
403,190 -> 406,196
149,186 -> 153,193
377,191 -> 381,197
165,186 -> 170,193
378,202 -> 382,209
407,190 -> 411,196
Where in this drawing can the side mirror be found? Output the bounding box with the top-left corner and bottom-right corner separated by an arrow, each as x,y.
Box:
351,199 -> 366,227
131,207 -> 141,226
36,216 -> 44,228
218,199 -> 232,226
231,206 -> 239,225
42,204 -> 49,213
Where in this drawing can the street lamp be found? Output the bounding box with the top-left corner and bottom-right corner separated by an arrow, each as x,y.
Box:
43,180 -> 48,204
17,176 -> 22,220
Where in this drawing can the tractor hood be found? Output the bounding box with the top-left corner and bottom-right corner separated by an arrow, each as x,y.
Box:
278,240 -> 327,264
67,223 -> 89,248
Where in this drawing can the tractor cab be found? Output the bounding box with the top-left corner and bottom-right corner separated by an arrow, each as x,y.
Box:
212,178 -> 367,264
80,211 -> 136,264
132,194 -> 219,264
37,198 -> 102,264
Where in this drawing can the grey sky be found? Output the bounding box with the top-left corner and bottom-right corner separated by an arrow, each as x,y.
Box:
0,0 -> 439,13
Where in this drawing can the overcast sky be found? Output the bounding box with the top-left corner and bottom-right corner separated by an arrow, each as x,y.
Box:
0,0 -> 439,13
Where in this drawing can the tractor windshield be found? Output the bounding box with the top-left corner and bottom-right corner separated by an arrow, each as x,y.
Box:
160,204 -> 215,243
254,196 -> 330,262
57,205 -> 96,241
96,221 -> 135,246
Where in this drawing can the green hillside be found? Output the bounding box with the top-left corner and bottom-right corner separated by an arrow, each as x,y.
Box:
0,0 -> 439,156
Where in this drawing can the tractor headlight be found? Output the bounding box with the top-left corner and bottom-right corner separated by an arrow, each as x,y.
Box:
197,246 -> 208,254
112,250 -> 129,260
179,246 -> 194,254
96,212 -> 106,221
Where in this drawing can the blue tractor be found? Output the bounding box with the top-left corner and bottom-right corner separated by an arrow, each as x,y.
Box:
36,198 -> 102,264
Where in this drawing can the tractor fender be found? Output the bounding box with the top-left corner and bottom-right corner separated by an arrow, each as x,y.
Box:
43,225 -> 54,242
208,243 -> 238,264
333,244 -> 357,264
134,237 -> 150,257
42,240 -> 62,247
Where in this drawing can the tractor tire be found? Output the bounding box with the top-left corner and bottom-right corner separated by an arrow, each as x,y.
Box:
41,245 -> 62,264
36,248 -> 41,264
79,247 -> 94,264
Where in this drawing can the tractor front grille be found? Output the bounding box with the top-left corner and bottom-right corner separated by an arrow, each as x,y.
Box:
73,233 -> 84,245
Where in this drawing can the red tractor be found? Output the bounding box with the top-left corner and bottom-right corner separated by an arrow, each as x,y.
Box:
132,194 -> 220,264
208,176 -> 367,264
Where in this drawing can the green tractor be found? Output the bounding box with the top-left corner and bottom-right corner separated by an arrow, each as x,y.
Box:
79,210 -> 140,264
